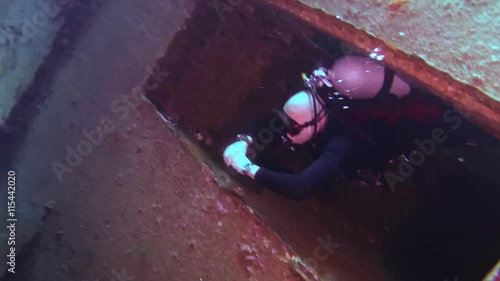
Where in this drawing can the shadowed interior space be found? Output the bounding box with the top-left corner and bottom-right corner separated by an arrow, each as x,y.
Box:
146,1 -> 500,280
0,0 -> 499,281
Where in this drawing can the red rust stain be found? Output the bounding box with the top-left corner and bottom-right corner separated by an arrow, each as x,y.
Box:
388,0 -> 410,11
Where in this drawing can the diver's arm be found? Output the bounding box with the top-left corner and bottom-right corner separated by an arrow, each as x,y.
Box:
224,134 -> 350,201
254,137 -> 349,201
254,155 -> 342,201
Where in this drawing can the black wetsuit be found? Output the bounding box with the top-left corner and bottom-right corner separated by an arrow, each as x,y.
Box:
254,119 -> 381,201
252,69 -> 452,201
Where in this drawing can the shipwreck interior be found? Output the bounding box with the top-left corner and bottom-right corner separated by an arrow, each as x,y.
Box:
0,0 -> 499,280
146,1 -> 500,281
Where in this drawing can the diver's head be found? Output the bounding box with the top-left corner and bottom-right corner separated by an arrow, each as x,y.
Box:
280,90 -> 328,145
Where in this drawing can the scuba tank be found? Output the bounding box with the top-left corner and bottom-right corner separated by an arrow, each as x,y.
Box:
319,55 -> 443,125
299,56 -> 444,189
328,55 -> 411,100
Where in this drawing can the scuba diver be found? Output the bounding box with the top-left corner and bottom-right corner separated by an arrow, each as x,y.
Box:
222,55 -> 447,201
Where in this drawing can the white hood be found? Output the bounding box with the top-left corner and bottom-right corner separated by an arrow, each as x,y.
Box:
283,91 -> 328,145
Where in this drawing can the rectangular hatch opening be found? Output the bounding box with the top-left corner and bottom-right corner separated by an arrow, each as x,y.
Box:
143,1 -> 500,280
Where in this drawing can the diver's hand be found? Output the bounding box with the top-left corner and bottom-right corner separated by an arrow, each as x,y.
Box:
223,141 -> 259,178
223,140 -> 249,174
223,140 -> 248,163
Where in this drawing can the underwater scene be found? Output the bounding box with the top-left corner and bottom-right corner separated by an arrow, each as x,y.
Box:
0,0 -> 499,281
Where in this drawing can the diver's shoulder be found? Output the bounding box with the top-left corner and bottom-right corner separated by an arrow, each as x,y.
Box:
324,134 -> 353,151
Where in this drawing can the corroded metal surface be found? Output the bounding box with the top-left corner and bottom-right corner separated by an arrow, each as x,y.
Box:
260,0 -> 500,139
1,0 -> 307,280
